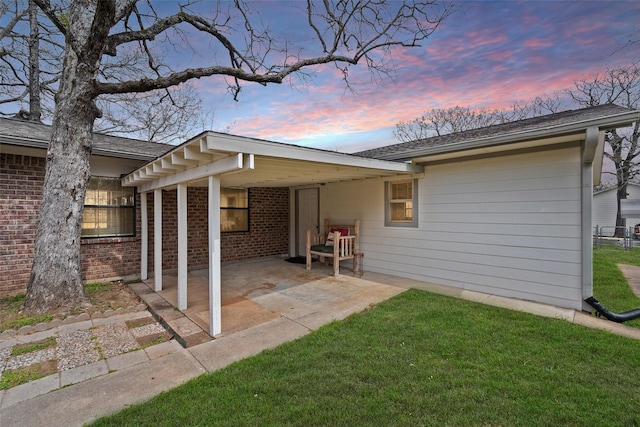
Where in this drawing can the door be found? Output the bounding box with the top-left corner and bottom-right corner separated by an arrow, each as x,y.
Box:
297,188 -> 319,256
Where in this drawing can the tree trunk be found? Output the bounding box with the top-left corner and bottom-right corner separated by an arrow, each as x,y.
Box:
23,0 -> 111,314
22,84 -> 97,314
615,182 -> 627,238
28,0 -> 42,122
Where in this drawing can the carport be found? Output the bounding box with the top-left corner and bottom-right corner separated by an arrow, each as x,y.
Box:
122,132 -> 422,336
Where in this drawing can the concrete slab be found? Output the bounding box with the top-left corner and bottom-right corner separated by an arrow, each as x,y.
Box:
0,350 -> 206,427
573,311 -> 640,340
618,264 -> 640,298
188,317 -> 309,372
56,320 -> 94,335
128,282 -> 152,295
0,372 -> 60,409
484,295 -> 576,322
13,329 -> 60,344
106,349 -> 148,372
144,339 -> 183,359
60,360 -> 109,387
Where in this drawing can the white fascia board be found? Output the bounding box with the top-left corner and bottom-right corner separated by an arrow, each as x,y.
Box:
411,133 -> 582,164
137,153 -> 245,193
203,133 -> 422,174
403,110 -> 640,162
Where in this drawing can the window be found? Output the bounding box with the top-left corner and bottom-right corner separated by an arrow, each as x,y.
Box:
385,179 -> 418,227
82,177 -> 135,238
221,188 -> 249,232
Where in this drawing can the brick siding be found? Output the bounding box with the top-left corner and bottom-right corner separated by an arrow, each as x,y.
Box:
146,187 -> 289,270
0,153 -> 290,297
0,154 -> 46,296
0,154 -> 144,296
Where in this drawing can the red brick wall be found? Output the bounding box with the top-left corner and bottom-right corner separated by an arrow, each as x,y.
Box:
1,153 -> 290,296
0,154 -> 142,297
146,187 -> 289,270
222,187 -> 290,262
0,154 -> 45,296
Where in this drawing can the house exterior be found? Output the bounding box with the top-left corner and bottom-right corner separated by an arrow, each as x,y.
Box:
592,183 -> 640,236
1,104 -> 639,335
0,119 -> 291,297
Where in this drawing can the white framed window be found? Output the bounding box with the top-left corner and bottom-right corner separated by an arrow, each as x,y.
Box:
82,176 -> 135,238
221,188 -> 249,232
385,179 -> 418,227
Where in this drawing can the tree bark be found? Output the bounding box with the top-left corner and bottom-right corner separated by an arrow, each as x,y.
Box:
28,0 -> 42,122
23,0 -> 114,314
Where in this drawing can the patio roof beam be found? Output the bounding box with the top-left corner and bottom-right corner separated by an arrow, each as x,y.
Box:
137,153 -> 247,192
161,157 -> 186,170
171,152 -> 199,167
184,145 -> 212,162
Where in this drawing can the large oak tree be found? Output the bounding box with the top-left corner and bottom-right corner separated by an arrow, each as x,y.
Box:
21,0 -> 453,313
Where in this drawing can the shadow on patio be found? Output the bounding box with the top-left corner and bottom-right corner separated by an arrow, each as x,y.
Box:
129,257 -> 406,347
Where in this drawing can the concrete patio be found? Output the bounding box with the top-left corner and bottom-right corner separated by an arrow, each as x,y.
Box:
131,256 -> 407,346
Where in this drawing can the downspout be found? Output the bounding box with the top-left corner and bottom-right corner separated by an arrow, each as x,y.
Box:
581,127 -> 602,311
584,296 -> 640,323
581,127 -> 640,322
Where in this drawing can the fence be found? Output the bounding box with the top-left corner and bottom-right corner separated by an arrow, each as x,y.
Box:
593,225 -> 637,250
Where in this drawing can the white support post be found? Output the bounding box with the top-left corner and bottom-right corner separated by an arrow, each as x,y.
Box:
140,192 -> 148,280
177,183 -> 188,310
208,176 -> 222,336
153,189 -> 163,291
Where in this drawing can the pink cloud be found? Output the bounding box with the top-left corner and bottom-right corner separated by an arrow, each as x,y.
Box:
523,38 -> 554,48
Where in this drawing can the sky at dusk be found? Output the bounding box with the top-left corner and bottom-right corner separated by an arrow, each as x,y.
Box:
188,1 -> 640,153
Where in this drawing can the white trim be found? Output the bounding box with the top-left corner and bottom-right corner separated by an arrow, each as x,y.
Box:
208,176 -> 222,336
177,183 -> 188,310
140,192 -> 148,281
581,129 -> 599,306
153,189 -> 163,291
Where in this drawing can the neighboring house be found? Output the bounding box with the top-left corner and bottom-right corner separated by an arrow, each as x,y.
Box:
1,104 -> 639,336
592,183 -> 640,236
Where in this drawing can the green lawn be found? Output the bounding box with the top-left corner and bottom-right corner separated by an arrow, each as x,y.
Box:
92,252 -> 640,427
592,246 -> 640,329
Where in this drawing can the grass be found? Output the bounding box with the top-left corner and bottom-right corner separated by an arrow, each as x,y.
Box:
592,245 -> 640,328
84,282 -> 113,294
91,287 -> 640,426
10,336 -> 56,357
0,294 -> 53,332
0,360 -> 57,390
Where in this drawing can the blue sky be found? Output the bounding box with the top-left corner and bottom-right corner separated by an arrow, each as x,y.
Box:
172,1 -> 640,152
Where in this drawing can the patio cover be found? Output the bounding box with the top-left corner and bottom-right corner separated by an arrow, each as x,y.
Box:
122,132 -> 423,336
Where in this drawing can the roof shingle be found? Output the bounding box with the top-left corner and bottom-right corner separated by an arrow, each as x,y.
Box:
356,104 -> 637,161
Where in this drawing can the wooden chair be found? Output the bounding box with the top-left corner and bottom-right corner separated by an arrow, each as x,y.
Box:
306,219 -> 360,277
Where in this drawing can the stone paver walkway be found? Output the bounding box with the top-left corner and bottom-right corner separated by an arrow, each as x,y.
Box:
0,310 -> 175,408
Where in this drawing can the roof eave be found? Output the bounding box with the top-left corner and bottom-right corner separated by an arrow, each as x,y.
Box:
0,135 -> 163,161
379,110 -> 640,162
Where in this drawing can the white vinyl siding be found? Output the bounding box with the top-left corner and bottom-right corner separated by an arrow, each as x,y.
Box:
319,146 -> 584,310
592,184 -> 640,237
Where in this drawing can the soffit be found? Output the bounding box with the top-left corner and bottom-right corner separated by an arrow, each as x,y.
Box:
122,132 -> 423,192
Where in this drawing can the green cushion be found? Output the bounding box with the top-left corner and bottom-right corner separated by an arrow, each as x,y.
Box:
310,244 -> 334,254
